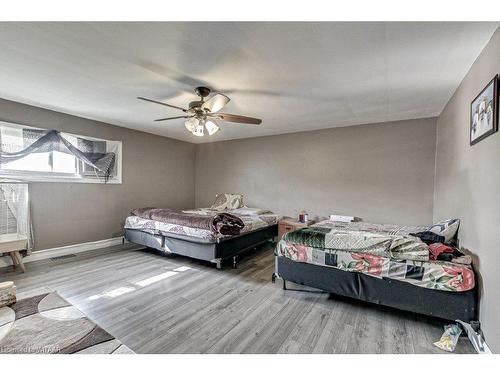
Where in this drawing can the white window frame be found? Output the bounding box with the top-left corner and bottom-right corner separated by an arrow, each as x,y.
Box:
0,121 -> 122,184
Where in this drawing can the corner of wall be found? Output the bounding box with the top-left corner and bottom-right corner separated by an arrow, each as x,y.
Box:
193,143 -> 200,207
432,116 -> 440,223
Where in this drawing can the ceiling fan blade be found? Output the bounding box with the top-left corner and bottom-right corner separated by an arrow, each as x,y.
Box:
210,113 -> 262,125
137,97 -> 187,112
223,89 -> 282,97
202,93 -> 230,113
136,61 -> 212,91
154,115 -> 193,122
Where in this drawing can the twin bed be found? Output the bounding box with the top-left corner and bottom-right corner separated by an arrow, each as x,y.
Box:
124,206 -> 477,323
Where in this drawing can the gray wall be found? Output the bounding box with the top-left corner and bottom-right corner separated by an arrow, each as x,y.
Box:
0,98 -> 195,251
196,118 -> 437,225
0,99 -> 437,251
434,28 -> 500,352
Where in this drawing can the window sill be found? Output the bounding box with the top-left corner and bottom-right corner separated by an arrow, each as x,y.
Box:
0,173 -> 122,184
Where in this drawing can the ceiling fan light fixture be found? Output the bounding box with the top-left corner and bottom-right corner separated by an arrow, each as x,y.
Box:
184,117 -> 199,133
192,123 -> 205,137
205,120 -> 220,135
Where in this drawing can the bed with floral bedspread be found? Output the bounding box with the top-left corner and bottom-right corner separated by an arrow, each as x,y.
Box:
276,220 -> 475,292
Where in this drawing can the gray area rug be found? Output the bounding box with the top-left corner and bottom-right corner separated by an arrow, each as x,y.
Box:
0,291 -> 134,354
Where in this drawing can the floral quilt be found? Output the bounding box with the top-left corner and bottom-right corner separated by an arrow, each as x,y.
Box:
284,220 -> 430,261
276,240 -> 475,292
124,208 -> 280,242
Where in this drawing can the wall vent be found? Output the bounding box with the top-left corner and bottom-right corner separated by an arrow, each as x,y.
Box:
49,254 -> 77,261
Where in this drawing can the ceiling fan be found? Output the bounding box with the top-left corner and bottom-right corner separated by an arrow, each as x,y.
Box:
138,86 -> 262,137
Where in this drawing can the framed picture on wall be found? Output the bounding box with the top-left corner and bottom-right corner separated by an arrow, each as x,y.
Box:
470,75 -> 498,145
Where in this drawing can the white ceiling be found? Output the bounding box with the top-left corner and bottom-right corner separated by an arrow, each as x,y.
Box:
0,22 -> 498,143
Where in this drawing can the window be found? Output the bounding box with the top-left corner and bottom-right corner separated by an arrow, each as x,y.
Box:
0,121 -> 122,183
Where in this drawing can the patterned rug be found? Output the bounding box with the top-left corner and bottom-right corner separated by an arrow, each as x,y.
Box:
0,292 -> 134,354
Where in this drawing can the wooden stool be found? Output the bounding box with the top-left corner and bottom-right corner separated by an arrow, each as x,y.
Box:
0,234 -> 28,273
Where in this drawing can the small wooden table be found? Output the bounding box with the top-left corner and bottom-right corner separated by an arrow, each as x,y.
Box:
0,233 -> 28,273
278,217 -> 316,241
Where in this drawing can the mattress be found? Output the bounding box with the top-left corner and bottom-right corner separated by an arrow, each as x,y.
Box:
276,220 -> 475,292
124,208 -> 281,242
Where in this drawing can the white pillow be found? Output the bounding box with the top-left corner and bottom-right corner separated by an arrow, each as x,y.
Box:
210,193 -> 244,210
428,219 -> 460,243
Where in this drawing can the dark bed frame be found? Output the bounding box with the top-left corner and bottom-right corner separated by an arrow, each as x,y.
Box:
124,224 -> 278,269
274,255 -> 478,323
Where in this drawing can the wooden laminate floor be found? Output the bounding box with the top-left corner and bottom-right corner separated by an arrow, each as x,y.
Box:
0,243 -> 475,354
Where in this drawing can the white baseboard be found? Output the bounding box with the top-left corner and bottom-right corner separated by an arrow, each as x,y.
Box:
0,236 -> 126,268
